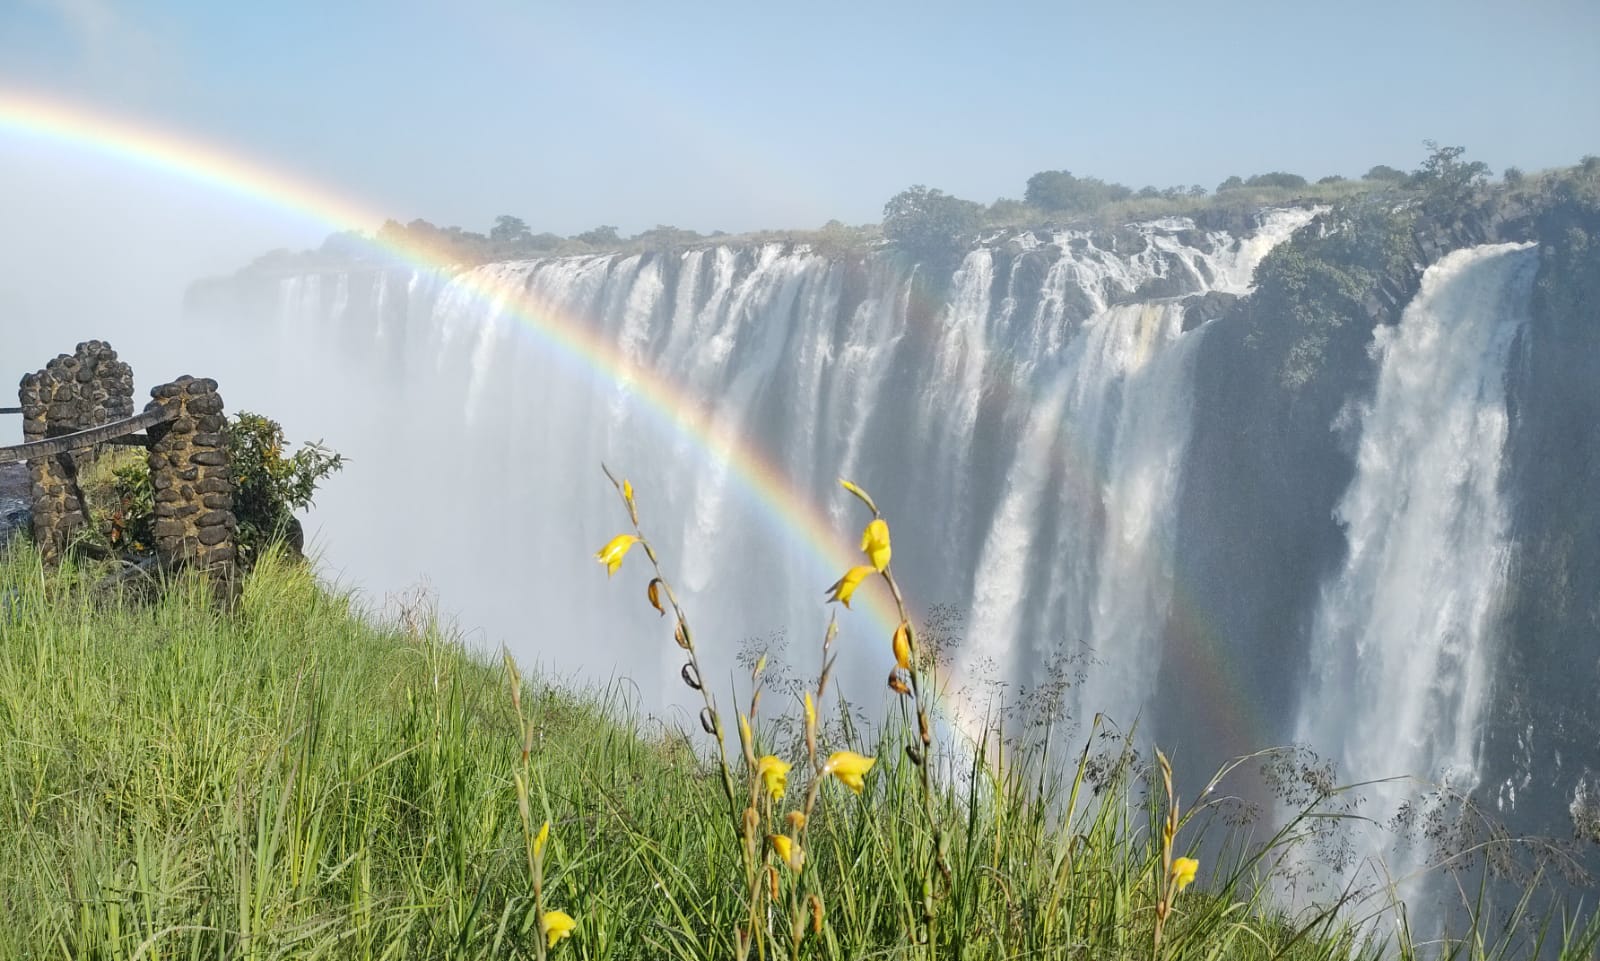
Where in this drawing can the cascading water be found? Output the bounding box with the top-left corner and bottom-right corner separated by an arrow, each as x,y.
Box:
1293,242 -> 1539,890
193,208 -> 1315,727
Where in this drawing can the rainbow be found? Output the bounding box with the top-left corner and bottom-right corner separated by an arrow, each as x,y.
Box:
1,87 -> 1280,761
0,87 -> 945,719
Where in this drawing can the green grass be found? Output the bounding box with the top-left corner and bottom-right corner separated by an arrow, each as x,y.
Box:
0,543 -> 1595,960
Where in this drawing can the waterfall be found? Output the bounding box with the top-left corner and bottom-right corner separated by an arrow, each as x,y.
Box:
1293,242 -> 1539,888
189,209 -> 1315,724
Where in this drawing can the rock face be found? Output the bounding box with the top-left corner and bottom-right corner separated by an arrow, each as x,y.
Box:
1166,190 -> 1600,900
1171,203 -> 1536,750
1483,197 -> 1600,856
1181,290 -> 1238,332
145,376 -> 240,605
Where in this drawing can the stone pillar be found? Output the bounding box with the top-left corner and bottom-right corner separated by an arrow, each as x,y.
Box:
17,356 -> 91,564
75,340 -> 135,425
15,341 -> 137,564
146,377 -> 239,605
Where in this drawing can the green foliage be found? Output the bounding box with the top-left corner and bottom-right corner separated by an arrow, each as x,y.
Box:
103,412 -> 342,566
107,456 -> 154,553
490,214 -> 533,244
984,197 -> 1033,224
1251,203 -> 1419,391
631,224 -> 705,250
1023,169 -> 1134,212
1503,166 -> 1525,186
1244,171 -> 1308,190
1412,141 -> 1492,217
575,224 -> 621,246
1217,175 -> 1245,192
228,412 -> 343,563
2,524 -> 1596,959
1363,164 -> 1409,183
881,184 -> 984,268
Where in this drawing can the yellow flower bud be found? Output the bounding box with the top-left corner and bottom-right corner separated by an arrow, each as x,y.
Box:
892,621 -> 912,670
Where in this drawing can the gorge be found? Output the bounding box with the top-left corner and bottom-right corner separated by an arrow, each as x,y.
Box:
186,182 -> 1600,907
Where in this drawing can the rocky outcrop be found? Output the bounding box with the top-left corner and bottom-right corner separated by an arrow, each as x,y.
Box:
1181,290 -> 1238,332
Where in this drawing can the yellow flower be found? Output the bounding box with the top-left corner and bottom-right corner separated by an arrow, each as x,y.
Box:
803,691 -> 816,732
860,518 -> 891,571
542,909 -> 577,948
823,750 -> 876,794
892,621 -> 912,670
824,565 -> 877,609
1169,857 -> 1199,893
768,833 -> 804,872
594,534 -> 639,576
757,755 -> 791,800
533,820 -> 550,859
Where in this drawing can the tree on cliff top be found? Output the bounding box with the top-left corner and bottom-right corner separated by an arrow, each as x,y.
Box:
1023,170 -> 1133,213
490,215 -> 533,245
882,185 -> 983,269
1413,141 -> 1491,217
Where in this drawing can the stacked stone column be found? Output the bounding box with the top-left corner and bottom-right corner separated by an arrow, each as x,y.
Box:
77,340 -> 135,425
146,377 -> 239,604
15,341 -> 138,564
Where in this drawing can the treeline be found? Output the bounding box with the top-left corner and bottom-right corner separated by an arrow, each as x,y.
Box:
250,216 -> 750,271
880,143 -> 1591,266
259,144 -> 1590,273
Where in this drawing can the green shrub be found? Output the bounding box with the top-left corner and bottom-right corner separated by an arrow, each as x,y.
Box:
106,411 -> 342,566
227,411 -> 343,563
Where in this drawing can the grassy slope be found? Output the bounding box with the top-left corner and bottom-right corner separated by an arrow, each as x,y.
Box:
0,546 -> 1594,960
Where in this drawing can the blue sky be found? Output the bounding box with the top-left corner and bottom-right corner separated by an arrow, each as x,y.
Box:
4,0 -> 1597,241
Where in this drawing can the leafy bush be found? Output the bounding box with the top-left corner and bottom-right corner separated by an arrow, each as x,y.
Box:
228,412 -> 343,563
1363,164 -> 1409,183
881,185 -> 984,269
1023,169 -> 1134,212
1412,142 -> 1491,217
1244,171 -> 1308,190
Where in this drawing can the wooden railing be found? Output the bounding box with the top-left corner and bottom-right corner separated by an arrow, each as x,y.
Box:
0,407 -> 174,465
